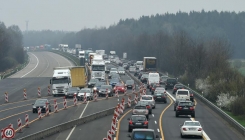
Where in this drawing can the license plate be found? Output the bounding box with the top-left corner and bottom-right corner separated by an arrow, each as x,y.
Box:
128,86 -> 131,87
157,97 -> 161,98
136,123 -> 141,125
189,128 -> 196,130
183,107 -> 188,109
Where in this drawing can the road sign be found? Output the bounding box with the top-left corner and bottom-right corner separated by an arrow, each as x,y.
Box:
3,127 -> 15,138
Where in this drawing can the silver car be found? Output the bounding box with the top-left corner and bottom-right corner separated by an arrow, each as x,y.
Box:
77,88 -> 93,101
180,121 -> 203,138
132,104 -> 149,119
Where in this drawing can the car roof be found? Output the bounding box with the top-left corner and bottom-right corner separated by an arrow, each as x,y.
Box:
115,84 -> 124,86
179,100 -> 192,103
132,129 -> 154,132
36,99 -> 48,101
131,115 -> 146,117
80,88 -> 91,90
142,95 -> 153,97
184,120 -> 200,123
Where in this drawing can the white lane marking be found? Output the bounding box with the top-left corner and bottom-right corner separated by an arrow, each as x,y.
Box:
65,101 -> 90,140
21,53 -> 39,78
166,91 -> 211,140
152,114 -> 154,117
38,55 -> 49,77
155,121 -> 157,124
157,128 -> 160,132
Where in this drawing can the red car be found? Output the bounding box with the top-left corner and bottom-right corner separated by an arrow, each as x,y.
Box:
113,84 -> 126,93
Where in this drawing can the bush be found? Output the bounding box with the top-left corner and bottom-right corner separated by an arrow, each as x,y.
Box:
0,57 -> 17,71
230,97 -> 245,116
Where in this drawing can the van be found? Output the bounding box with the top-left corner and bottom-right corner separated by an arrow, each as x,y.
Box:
147,73 -> 160,88
176,89 -> 190,100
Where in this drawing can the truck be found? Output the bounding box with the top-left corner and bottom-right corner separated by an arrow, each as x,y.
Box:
69,66 -> 87,88
123,52 -> 127,59
50,67 -> 71,96
89,52 -> 97,65
85,50 -> 93,63
79,50 -> 85,58
143,57 -> 157,72
110,51 -> 116,55
91,55 -> 105,80
75,44 -> 82,56
96,50 -> 105,55
59,44 -> 69,52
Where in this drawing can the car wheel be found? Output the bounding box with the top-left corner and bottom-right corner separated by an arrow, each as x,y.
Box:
180,132 -> 184,138
175,113 -> 179,117
32,110 -> 35,113
174,107 -> 176,111
191,113 -> 195,118
128,127 -> 132,132
49,109 -> 51,112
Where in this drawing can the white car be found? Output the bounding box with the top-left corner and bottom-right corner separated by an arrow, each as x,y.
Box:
118,67 -> 125,75
140,95 -> 156,109
104,59 -> 110,63
77,88 -> 93,101
180,121 -> 203,138
110,68 -> 118,74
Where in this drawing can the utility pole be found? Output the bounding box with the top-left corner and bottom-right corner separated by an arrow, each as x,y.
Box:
25,20 -> 29,32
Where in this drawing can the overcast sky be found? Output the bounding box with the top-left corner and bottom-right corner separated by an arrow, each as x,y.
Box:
0,0 -> 244,31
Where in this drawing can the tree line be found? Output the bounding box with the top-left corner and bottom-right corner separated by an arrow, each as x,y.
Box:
0,22 -> 25,72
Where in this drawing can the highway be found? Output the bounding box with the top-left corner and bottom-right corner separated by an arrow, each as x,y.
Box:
0,51 -> 244,140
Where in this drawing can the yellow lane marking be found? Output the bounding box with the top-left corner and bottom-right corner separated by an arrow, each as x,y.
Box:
0,110 -> 31,121
0,104 -> 32,113
116,109 -> 132,140
159,95 -> 173,140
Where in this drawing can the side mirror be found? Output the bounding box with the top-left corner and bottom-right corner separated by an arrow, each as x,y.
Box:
179,124 -> 183,126
127,134 -> 131,137
127,118 -> 130,120
156,135 -> 159,138
50,79 -> 52,84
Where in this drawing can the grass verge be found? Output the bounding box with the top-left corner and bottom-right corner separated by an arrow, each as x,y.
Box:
223,110 -> 245,127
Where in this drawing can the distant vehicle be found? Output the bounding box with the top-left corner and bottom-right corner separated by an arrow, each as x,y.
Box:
110,68 -> 118,74
165,78 -> 178,90
104,59 -> 110,63
135,61 -> 143,69
98,85 -> 113,97
118,67 -> 125,75
172,84 -> 185,94
176,100 -> 195,117
132,104 -> 149,119
88,78 -> 99,88
108,72 -> 117,79
150,84 -> 162,94
95,50 -> 105,55
113,83 -> 125,93
70,66 -> 87,88
127,115 -> 148,132
147,72 -> 160,88
32,99 -> 51,113
143,57 -> 157,72
153,92 -> 167,103
174,99 -> 187,111
180,121 -> 203,138
140,95 -> 155,109
65,87 -> 80,98
128,129 -> 159,140
77,88 -> 93,101
129,66 -> 136,73
91,55 -> 105,80
160,75 -> 168,84
93,81 -> 107,92
79,50 -> 85,58
176,89 -> 190,100
140,74 -> 149,83
137,101 -> 153,114
153,87 -> 165,95
125,80 -> 134,89
109,78 -> 121,87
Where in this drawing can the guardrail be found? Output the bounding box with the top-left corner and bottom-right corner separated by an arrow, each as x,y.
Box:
49,50 -> 80,66
156,71 -> 245,137
18,107 -> 115,140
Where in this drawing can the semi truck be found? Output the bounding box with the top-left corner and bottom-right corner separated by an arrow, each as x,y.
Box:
91,55 -> 105,80
79,50 -> 85,58
143,57 -> 157,72
69,66 -> 87,88
85,50 -> 93,62
88,52 -> 97,65
95,50 -> 105,55
59,44 -> 69,52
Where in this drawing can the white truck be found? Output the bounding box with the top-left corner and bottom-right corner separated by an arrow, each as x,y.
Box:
79,50 -> 85,58
50,67 -> 71,97
123,52 -> 127,59
59,44 -> 69,52
91,54 -> 105,80
96,50 -> 105,55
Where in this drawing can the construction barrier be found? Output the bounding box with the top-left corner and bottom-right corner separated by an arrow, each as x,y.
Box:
54,99 -> 58,113
127,96 -> 131,108
73,94 -> 77,106
48,85 -> 51,96
8,123 -> 13,128
25,114 -> 29,128
17,118 -> 22,132
38,87 -> 41,97
107,130 -> 112,140
115,90 -> 119,98
124,86 -> 127,96
83,93 -> 87,104
1,129 -> 5,140
105,89 -> 108,100
134,94 -> 138,104
23,89 -> 27,100
111,118 -> 116,135
5,92 -> 8,103
63,97 -> 67,109
38,107 -> 42,119
45,102 -> 49,116
93,92 -> 98,102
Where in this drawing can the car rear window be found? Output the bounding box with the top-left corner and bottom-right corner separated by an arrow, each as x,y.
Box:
184,122 -> 201,126
177,91 -> 188,95
167,79 -> 176,82
135,106 -> 146,109
133,131 -> 154,140
142,97 -> 152,100
179,102 -> 193,106
131,116 -> 146,121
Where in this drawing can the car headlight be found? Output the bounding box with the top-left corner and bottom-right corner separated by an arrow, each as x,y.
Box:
33,106 -> 36,108
93,87 -> 97,90
43,106 -> 46,108
88,83 -> 91,85
52,90 -> 57,94
99,90 -> 101,92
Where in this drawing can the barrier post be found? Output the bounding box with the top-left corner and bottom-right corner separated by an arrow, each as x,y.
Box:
23,89 -> 27,100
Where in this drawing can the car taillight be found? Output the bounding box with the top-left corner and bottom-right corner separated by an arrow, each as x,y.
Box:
122,88 -> 124,90
144,121 -> 148,125
162,96 -> 165,98
146,105 -> 150,109
182,128 -> 187,131
198,128 -> 202,131
177,106 -> 182,110
150,86 -> 152,88
114,87 -> 116,90
129,120 -> 133,125
152,88 -> 155,90
190,107 -> 194,110
190,94 -> 193,96
174,88 -> 177,90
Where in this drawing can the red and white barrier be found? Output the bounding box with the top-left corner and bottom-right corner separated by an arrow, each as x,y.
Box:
143,88 -> 146,95
17,118 -> 22,132
134,94 -> 138,104
127,96 -> 131,107
23,89 -> 27,100
105,89 -> 108,99
5,92 -> 8,103
38,107 -> 42,119
120,102 -> 124,114
111,118 -> 116,135
54,99 -> 58,112
38,87 -> 41,97
93,92 -> 98,102
124,87 -> 127,96
63,97 -> 67,109
45,101 -> 49,116
1,129 -> 5,140
25,114 -> 29,127
83,92 -> 87,104
132,85 -> 135,93
107,130 -> 112,140
115,90 -> 119,98
114,107 -> 119,119
103,138 -> 107,140
73,94 -> 77,106
8,123 -> 13,128
48,85 -> 51,96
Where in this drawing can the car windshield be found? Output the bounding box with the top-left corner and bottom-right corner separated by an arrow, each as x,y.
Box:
138,101 -> 150,106
101,85 -> 112,89
126,80 -> 134,84
142,74 -> 149,77
118,67 -> 124,70
184,122 -> 201,126
80,89 -> 91,93
167,79 -> 176,82
35,100 -> 47,104
92,65 -> 105,71
130,66 -> 136,69
90,79 -> 97,82
111,78 -> 120,82
133,131 -> 154,140
131,116 -> 146,121
111,68 -> 117,71
68,87 -> 78,92
95,82 -> 105,86
179,102 -> 193,106
175,84 -> 184,88
135,106 -> 146,109
177,91 -> 188,95
142,96 -> 152,100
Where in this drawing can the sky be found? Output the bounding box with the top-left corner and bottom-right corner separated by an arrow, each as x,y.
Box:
0,0 -> 244,31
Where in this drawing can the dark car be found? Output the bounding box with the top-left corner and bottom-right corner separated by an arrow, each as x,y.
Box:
172,84 -> 185,94
109,78 -> 121,87
98,85 -> 113,97
165,78 -> 178,90
65,87 -> 80,98
128,129 -> 159,140
176,101 -> 195,117
128,115 -> 148,132
174,99 -> 188,111
125,80 -> 135,89
88,78 -> 99,88
140,74 -> 149,84
150,84 -> 162,94
153,92 -> 167,103
93,81 -> 107,92
134,70 -> 141,76
32,99 -> 51,113
160,76 -> 168,84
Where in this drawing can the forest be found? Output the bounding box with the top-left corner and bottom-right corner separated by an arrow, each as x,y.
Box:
0,22 -> 25,72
